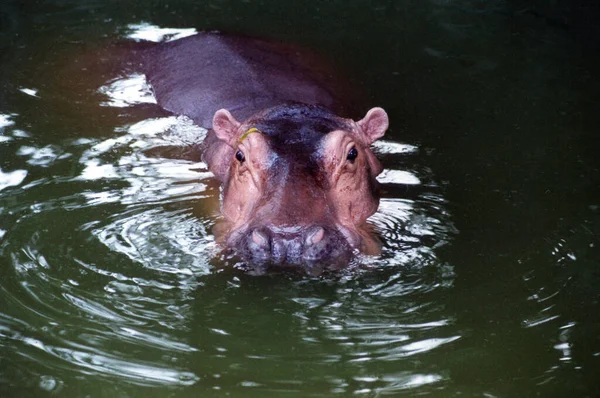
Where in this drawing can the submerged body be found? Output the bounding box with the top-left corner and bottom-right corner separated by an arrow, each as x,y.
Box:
140,32 -> 389,270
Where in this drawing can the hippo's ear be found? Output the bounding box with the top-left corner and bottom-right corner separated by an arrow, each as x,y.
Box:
357,107 -> 389,144
213,109 -> 241,147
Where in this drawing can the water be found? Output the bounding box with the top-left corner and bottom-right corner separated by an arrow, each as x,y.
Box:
1,0 -> 599,396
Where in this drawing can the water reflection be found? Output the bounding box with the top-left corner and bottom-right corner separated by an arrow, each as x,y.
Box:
125,23 -> 197,43
0,113 -> 15,127
17,145 -> 71,167
377,169 -> 421,185
0,113 -> 16,143
98,74 -> 157,108
0,167 -> 27,191
19,88 -> 39,97
185,263 -> 458,394
90,208 -> 216,274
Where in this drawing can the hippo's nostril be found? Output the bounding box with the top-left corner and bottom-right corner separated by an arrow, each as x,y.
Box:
243,225 -> 351,266
305,227 -> 325,245
245,228 -> 271,261
252,229 -> 269,248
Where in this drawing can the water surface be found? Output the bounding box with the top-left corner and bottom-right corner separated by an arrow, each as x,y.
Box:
1,1 -> 599,396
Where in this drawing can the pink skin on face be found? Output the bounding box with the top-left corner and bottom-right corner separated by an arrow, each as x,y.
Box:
208,106 -> 389,263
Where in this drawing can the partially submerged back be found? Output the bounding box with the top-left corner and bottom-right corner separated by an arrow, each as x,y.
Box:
140,32 -> 355,129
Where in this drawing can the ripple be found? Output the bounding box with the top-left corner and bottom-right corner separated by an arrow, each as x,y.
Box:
2,306 -> 200,387
517,220 -> 600,384
375,372 -> 444,392
91,208 -> 216,275
371,194 -> 454,268
62,292 -> 129,322
2,207 -> 206,387
379,336 -> 460,358
40,340 -> 199,386
75,115 -> 210,207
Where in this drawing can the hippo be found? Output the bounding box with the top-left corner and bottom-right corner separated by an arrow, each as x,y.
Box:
138,32 -> 389,270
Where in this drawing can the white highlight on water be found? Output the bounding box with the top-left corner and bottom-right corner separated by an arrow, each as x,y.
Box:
372,140 -> 418,155
377,169 -> 421,185
98,73 -> 157,108
126,23 -> 197,43
19,88 -> 39,97
0,113 -> 16,142
0,167 -> 27,192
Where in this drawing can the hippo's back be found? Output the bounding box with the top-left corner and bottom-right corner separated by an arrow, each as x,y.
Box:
141,32 -> 346,128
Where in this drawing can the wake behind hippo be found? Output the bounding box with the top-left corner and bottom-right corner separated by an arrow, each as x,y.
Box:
138,32 -> 389,271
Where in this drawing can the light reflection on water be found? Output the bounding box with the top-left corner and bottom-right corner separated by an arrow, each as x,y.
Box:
125,23 -> 198,43
98,73 -> 157,108
90,208 -> 216,274
0,167 -> 27,191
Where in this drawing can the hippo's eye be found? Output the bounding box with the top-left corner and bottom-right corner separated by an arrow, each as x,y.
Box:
347,147 -> 358,162
235,150 -> 245,163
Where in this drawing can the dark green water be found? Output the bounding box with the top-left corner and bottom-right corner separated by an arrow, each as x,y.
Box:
1,1 -> 599,396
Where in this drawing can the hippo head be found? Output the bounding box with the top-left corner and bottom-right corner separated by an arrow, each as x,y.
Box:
205,103 -> 388,269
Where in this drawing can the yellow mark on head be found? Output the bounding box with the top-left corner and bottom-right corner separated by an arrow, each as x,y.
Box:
238,127 -> 262,143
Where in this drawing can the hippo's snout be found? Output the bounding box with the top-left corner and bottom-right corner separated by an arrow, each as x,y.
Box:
240,225 -> 351,267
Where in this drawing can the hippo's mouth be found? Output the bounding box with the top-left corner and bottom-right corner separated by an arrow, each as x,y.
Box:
227,224 -> 354,270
